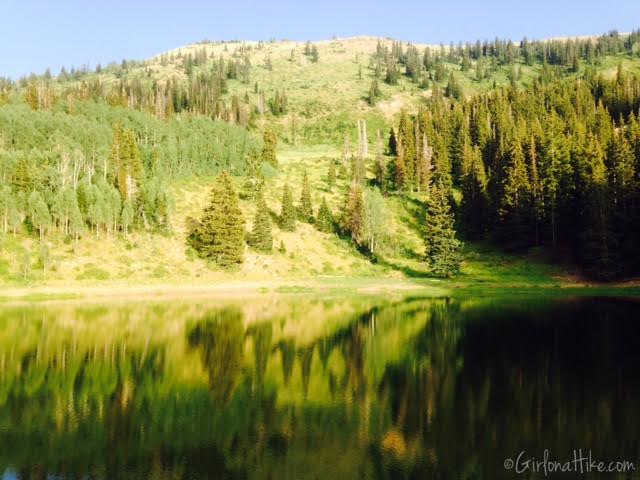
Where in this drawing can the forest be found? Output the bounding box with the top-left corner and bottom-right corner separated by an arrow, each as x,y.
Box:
1,30 -> 640,283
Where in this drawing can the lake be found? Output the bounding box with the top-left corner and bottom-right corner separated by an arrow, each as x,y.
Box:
0,295 -> 639,479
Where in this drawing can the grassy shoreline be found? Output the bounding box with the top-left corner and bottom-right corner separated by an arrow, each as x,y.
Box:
1,274 -> 639,304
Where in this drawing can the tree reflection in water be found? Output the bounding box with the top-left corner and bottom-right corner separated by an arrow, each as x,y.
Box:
0,296 -> 639,479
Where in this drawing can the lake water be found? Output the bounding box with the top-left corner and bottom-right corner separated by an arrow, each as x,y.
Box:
0,295 -> 639,479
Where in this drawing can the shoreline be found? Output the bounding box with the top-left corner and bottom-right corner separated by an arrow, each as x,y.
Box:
1,276 -> 640,304
0,277 -> 443,304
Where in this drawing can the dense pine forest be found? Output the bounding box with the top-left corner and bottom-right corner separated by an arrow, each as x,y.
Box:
386,67 -> 640,278
1,30 -> 640,284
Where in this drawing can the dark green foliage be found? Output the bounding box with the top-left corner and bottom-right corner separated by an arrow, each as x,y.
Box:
298,171 -> 314,222
424,184 -> 462,277
385,63 -> 640,279
316,197 -> 335,233
459,145 -> 488,238
187,171 -> 245,266
279,184 -> 296,231
247,194 -> 273,252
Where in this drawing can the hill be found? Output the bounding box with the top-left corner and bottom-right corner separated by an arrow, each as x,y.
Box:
1,30 -> 640,297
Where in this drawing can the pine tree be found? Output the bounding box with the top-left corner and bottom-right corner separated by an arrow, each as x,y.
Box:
460,145 -> 488,238
580,136 -> 619,279
298,171 -> 314,222
499,134 -> 532,246
261,128 -> 278,167
374,154 -> 386,190
248,193 -> 273,252
279,183 -> 296,231
341,183 -> 365,245
424,184 -> 462,277
397,113 -> 416,188
417,133 -> 434,193
316,197 -> 335,233
187,171 -> 245,266
445,73 -> 463,99
394,132 -> 407,192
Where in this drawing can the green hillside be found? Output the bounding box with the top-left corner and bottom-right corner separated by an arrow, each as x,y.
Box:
1,31 -> 640,295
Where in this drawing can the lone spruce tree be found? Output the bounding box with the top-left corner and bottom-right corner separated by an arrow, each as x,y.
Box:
188,171 -> 245,266
298,171 -> 314,222
248,193 -> 273,252
279,183 -> 296,231
424,183 -> 462,277
316,197 -> 335,233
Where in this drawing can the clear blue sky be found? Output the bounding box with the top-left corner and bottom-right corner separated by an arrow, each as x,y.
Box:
1,0 -> 638,78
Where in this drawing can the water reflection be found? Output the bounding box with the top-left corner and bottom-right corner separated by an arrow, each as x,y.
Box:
0,296 -> 639,479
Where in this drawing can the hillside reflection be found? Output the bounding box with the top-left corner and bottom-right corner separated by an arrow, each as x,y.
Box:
0,296 -> 639,479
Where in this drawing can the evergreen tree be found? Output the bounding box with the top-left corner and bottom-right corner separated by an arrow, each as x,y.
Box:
460,145 -> 488,238
298,171 -> 314,222
187,171 -> 245,266
499,135 -> 532,246
248,193 -> 273,252
445,72 -> 463,99
279,183 -> 296,231
424,184 -> 462,277
580,136 -> 619,279
316,197 -> 335,233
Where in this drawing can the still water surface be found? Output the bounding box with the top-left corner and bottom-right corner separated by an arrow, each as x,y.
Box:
0,295 -> 639,479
